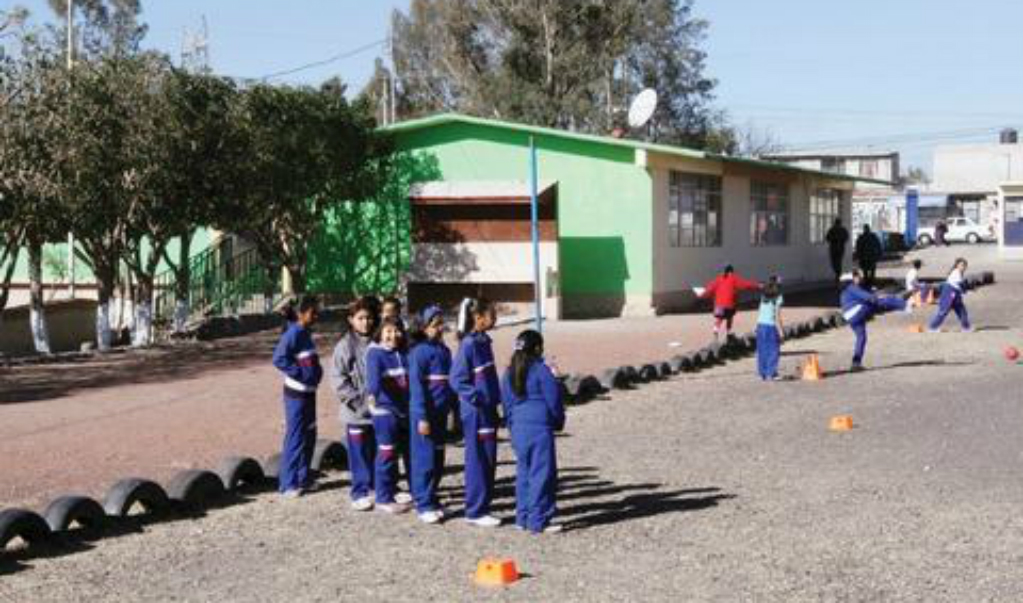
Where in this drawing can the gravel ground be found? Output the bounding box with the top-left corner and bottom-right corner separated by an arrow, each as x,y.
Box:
2,245 -> 1022,601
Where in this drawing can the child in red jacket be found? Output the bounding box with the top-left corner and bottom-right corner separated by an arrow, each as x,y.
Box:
697,265 -> 761,341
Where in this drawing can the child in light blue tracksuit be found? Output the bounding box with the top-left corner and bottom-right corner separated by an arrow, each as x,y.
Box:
365,317 -> 411,513
271,296 -> 322,497
755,277 -> 785,381
408,305 -> 455,524
501,329 -> 565,534
450,298 -> 502,528
928,258 -> 973,332
840,270 -> 908,371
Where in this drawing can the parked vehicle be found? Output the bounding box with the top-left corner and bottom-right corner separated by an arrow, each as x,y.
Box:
917,217 -> 995,246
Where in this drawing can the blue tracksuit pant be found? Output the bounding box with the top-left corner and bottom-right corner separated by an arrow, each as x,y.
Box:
372,412 -> 409,504
755,324 -> 780,380
929,286 -> 970,330
850,320 -> 868,365
411,411 -> 448,513
346,423 -> 375,500
280,395 -> 316,493
462,404 -> 498,519
849,296 -> 906,366
511,424 -> 557,532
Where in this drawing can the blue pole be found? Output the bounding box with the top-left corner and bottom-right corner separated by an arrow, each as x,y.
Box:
905,188 -> 919,247
529,136 -> 543,333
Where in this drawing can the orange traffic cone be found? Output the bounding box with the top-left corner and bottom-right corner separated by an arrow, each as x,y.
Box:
907,323 -> 924,334
829,415 -> 854,431
911,291 -> 923,308
475,558 -> 520,587
801,354 -> 824,381
925,288 -> 937,305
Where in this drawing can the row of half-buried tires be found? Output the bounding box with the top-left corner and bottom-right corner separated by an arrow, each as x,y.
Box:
560,310 -> 848,403
0,440 -> 348,561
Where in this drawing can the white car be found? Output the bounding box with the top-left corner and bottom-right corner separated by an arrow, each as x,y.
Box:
917,217 -> 995,246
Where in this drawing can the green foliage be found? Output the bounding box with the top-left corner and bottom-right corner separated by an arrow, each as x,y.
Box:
374,0 -> 723,148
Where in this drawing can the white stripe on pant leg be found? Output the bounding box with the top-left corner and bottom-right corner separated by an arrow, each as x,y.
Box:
379,444 -> 394,451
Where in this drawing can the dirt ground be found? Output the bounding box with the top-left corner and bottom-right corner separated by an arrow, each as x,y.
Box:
1,244 -> 1020,601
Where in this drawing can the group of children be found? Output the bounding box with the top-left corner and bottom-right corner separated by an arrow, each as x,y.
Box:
698,256 -> 976,380
272,295 -> 566,534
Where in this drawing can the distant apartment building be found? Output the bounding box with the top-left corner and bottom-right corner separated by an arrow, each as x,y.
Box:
931,129 -> 1022,229
762,150 -> 901,232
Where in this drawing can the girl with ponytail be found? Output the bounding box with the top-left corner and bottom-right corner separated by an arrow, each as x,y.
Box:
500,329 -> 565,534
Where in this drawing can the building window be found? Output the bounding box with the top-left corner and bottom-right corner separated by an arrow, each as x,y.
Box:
810,189 -> 843,244
750,181 -> 789,246
859,159 -> 878,178
821,157 -> 846,174
668,171 -> 722,247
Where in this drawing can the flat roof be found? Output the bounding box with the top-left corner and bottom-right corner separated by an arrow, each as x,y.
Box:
384,113 -> 891,186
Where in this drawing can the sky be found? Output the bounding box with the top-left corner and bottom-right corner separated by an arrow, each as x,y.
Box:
12,0 -> 1023,173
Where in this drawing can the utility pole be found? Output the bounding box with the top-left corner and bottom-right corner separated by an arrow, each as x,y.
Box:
66,0 -> 76,299
388,22 -> 397,124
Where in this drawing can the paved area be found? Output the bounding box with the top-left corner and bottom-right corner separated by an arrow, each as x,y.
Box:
0,280 -> 832,510
2,244 -> 1021,601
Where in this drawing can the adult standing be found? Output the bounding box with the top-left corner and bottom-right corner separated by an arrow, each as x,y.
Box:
853,225 -> 883,287
824,218 -> 850,282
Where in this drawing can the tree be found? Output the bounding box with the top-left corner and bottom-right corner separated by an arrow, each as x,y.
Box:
900,166 -> 930,187
374,0 -> 720,147
220,80 -> 387,302
0,36 -> 70,353
46,0 -> 146,58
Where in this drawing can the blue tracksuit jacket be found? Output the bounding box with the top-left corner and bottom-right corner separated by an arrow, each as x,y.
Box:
365,343 -> 410,417
272,322 -> 323,397
450,332 -> 501,412
409,340 -> 455,422
500,361 -> 565,432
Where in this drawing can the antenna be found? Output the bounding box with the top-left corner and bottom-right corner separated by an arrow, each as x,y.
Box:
181,16 -> 210,74
627,88 -> 658,129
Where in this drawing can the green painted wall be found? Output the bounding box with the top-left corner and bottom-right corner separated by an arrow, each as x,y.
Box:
392,121 -> 654,299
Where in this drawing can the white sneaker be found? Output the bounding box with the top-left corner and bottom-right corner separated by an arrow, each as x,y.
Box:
350,497 -> 374,512
418,510 -> 443,524
376,502 -> 410,515
281,489 -> 303,499
464,515 -> 501,528
542,523 -> 564,534
395,492 -> 413,505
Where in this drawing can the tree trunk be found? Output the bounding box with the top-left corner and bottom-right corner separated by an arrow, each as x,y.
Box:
173,234 -> 192,332
132,274 -> 154,347
95,270 -> 114,352
27,240 -> 51,355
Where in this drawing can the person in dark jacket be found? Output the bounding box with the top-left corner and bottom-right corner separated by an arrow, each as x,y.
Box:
853,225 -> 883,287
825,218 -> 850,282
501,329 -> 565,534
407,305 -> 456,524
271,295 -> 322,498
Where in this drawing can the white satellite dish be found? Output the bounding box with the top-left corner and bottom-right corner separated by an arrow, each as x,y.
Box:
627,88 -> 658,129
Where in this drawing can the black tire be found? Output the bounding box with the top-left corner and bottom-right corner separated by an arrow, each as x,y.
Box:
638,364 -> 658,382
562,374 -> 583,397
812,317 -> 827,332
42,496 -> 107,534
918,234 -> 933,247
311,439 -> 347,472
982,271 -> 995,285
697,347 -> 716,366
966,232 -> 980,244
166,470 -> 228,510
668,355 -> 687,373
103,478 -> 170,518
621,365 -> 640,384
217,456 -> 266,492
599,367 -> 629,390
262,453 -> 282,481
0,509 -> 52,552
742,333 -> 757,351
657,361 -> 672,378
578,375 -> 603,398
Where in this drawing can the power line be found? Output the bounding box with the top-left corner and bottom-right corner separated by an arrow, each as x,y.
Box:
258,38 -> 387,82
779,126 -> 1006,151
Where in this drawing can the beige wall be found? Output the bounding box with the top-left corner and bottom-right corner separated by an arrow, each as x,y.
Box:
650,159 -> 854,312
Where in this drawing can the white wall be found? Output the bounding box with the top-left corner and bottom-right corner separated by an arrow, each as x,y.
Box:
651,165 -> 852,311
933,143 -> 1023,193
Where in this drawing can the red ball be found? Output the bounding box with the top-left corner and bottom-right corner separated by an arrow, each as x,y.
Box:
1006,346 -> 1021,362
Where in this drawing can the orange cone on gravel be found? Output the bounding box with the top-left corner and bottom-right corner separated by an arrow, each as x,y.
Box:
1006,346 -> 1020,362
801,354 -> 824,381
829,415 -> 854,431
926,288 -> 937,305
475,558 -> 520,587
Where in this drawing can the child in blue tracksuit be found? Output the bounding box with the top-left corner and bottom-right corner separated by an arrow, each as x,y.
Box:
501,329 -> 565,534
840,270 -> 908,372
365,316 -> 411,514
408,305 -> 455,524
928,258 -> 973,332
271,296 -> 323,498
450,298 -> 502,528
755,277 -> 785,381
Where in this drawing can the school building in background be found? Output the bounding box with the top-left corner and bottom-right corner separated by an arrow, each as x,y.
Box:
386,113 -> 879,319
